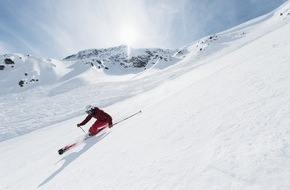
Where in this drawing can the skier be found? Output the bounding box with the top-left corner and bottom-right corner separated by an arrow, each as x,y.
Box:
77,105 -> 113,136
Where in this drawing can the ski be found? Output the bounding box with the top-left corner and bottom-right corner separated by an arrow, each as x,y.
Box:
58,134 -> 92,155
58,127 -> 107,155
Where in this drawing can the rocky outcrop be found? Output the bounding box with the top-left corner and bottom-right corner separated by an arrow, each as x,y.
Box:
63,45 -> 178,70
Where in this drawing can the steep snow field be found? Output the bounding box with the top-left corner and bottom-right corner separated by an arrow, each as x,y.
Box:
1,2 -> 290,190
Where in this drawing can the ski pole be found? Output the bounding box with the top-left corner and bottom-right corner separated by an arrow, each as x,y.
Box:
79,126 -> 86,133
113,110 -> 141,126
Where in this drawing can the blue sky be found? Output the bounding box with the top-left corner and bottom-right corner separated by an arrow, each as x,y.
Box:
0,0 -> 287,59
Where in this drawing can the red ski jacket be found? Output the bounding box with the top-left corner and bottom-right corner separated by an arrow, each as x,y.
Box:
79,107 -> 112,126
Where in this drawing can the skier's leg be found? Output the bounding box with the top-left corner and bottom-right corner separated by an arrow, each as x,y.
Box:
89,121 -> 109,136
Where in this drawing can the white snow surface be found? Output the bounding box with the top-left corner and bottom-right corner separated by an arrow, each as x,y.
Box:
1,2 -> 290,189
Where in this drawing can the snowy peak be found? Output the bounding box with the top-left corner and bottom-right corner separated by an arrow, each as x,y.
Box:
0,46 -> 181,93
63,45 -> 179,72
176,1 -> 290,64
0,54 -> 66,93
63,45 -> 129,60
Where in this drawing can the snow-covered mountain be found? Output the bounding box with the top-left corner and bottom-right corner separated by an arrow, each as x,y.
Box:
0,54 -> 62,93
64,45 -> 179,71
0,45 -> 179,94
1,1 -> 290,190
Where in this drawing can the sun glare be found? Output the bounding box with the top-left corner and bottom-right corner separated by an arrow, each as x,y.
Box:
119,26 -> 138,47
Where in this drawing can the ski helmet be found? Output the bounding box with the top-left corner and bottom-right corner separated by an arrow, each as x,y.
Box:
85,105 -> 95,114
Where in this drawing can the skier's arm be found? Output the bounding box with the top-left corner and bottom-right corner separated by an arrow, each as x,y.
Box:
77,114 -> 93,127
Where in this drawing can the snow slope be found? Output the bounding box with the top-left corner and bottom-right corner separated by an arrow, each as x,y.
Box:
0,46 -> 180,142
1,1 -> 290,189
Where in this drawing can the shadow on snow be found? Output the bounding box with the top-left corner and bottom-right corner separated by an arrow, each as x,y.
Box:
38,131 -> 110,187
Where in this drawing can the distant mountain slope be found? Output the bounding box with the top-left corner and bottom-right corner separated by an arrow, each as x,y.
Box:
0,54 -> 67,94
0,46 -> 180,93
63,45 -> 179,73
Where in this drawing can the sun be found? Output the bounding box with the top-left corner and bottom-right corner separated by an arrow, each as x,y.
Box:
119,25 -> 138,46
